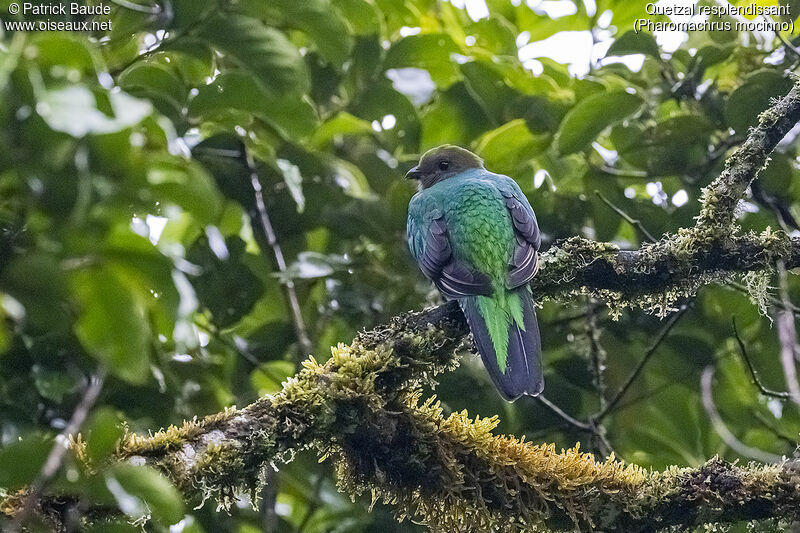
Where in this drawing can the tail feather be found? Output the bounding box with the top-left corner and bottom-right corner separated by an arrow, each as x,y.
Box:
460,288 -> 543,401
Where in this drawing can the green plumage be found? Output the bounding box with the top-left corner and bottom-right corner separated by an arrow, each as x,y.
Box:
410,174 -> 524,372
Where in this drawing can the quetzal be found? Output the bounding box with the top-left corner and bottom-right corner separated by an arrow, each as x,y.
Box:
405,145 -> 543,401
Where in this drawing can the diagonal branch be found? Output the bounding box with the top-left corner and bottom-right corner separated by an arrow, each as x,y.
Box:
6,369 -> 106,533
732,317 -> 792,400
594,307 -> 687,421
696,82 -> 800,229
701,366 -> 784,463
245,151 -> 314,358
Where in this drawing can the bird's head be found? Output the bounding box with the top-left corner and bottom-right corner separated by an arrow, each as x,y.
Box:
405,145 -> 484,189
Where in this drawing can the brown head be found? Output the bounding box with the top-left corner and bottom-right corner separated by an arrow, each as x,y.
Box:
405,145 -> 485,189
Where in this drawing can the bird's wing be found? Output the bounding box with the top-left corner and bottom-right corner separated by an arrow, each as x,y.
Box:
499,181 -> 541,289
407,198 -> 492,298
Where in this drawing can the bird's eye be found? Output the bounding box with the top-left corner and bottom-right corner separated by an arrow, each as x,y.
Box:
438,160 -> 450,171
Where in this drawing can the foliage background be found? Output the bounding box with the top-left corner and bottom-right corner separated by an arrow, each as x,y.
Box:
1,0 -> 800,531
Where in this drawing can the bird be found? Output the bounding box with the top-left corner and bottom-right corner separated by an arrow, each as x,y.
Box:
405,145 -> 543,401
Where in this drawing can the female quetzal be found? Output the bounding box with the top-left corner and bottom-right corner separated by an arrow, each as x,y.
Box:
406,145 -> 543,401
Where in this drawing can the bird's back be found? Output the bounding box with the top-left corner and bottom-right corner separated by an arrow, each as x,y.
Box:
427,172 -> 515,285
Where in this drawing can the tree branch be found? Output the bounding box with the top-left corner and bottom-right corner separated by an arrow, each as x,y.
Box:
594,307 -> 687,421
696,83 -> 800,229
701,366 -> 784,463
45,309 -> 800,532
732,317 -> 792,400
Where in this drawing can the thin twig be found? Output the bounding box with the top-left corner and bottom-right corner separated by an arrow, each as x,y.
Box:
244,150 -> 314,527
536,395 -> 593,431
582,303 -> 614,456
594,307 -> 687,421
777,31 -> 800,61
585,303 -> 608,408
196,323 -> 262,367
701,366 -> 783,463
731,317 -> 791,400
8,369 -> 107,533
776,262 -> 800,406
244,151 -> 314,359
594,191 -> 657,243
296,474 -> 325,533
591,163 -> 650,179
261,469 -> 279,532
535,396 -> 614,457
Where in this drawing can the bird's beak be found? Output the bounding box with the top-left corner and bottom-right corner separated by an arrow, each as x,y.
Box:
405,166 -> 422,180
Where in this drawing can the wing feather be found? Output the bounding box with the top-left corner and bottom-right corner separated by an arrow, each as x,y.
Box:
500,185 -> 541,289
407,201 -> 491,298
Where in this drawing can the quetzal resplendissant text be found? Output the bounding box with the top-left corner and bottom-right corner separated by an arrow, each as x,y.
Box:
406,145 -> 543,401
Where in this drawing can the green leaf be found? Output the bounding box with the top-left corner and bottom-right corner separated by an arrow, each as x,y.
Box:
118,61 -> 187,117
32,34 -> 98,73
606,31 -> 660,58
86,408 -> 126,464
197,13 -> 309,95
276,158 -> 306,212
725,69 -> 793,134
186,236 -> 266,328
1,253 -> 70,331
467,17 -> 518,56
171,0 -> 217,27
32,366 -> 78,403
474,119 -> 550,175
38,86 -> 152,138
72,268 -> 151,384
158,41 -> 216,85
310,112 -> 374,149
692,43 -> 735,71
189,72 -> 317,139
332,0 -> 381,35
327,157 -> 376,200
384,33 -> 462,88
758,153 -> 793,198
146,158 -> 222,224
280,251 -> 350,280
612,114 -> 713,174
241,0 -> 353,64
0,435 -> 52,488
555,90 -> 643,155
251,360 -> 296,395
107,464 -> 184,524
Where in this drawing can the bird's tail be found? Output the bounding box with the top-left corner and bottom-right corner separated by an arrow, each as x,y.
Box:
459,287 -> 543,401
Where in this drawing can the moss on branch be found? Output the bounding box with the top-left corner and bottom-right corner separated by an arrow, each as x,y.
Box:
56,308 -> 800,532
697,82 -> 800,230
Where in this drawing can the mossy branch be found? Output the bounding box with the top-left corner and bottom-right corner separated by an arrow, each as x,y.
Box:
25,307 -> 800,532
696,82 -> 800,229
6,80 -> 800,533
